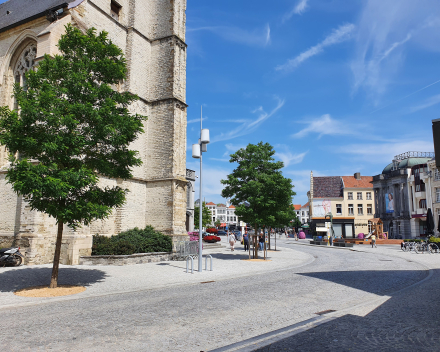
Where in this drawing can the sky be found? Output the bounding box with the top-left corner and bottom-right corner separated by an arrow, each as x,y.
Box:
1,0 -> 438,206
186,0 -> 439,206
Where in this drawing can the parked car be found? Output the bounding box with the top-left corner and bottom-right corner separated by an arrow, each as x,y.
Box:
233,231 -> 242,241
217,230 -> 227,236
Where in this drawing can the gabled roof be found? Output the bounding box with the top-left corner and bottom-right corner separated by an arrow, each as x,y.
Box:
206,202 -> 216,206
228,205 -> 235,209
313,177 -> 342,198
217,203 -> 226,207
342,176 -> 373,189
293,204 -> 301,210
302,202 -> 309,208
0,0 -> 85,33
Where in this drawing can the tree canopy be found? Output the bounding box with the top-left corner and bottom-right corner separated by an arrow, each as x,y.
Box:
221,142 -> 296,236
0,25 -> 145,287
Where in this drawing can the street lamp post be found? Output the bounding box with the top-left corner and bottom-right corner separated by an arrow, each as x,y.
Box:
192,106 -> 210,272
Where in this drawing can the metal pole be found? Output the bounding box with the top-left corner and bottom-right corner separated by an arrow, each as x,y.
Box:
198,106 -> 203,272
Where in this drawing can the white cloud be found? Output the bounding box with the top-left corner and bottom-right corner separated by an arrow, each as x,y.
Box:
187,161 -> 230,202
292,114 -> 357,139
282,0 -> 310,22
187,117 -> 207,124
276,23 -> 355,72
187,24 -> 271,47
351,0 -> 440,102
276,151 -> 307,167
408,93 -> 440,113
335,140 -> 434,164
211,97 -> 285,143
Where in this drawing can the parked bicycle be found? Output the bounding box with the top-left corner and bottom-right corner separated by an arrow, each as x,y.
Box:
401,241 -> 417,252
414,241 -> 439,254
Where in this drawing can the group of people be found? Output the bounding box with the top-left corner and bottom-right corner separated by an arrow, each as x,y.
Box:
228,230 -> 270,251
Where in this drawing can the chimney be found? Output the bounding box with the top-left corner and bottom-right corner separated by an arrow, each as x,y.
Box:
354,172 -> 361,180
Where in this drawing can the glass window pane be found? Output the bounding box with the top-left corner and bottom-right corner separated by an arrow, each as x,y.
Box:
333,224 -> 342,238
345,224 -> 353,238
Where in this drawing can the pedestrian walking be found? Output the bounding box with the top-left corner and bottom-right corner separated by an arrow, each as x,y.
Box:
243,231 -> 249,251
294,230 -> 298,241
371,233 -> 377,248
229,232 -> 236,251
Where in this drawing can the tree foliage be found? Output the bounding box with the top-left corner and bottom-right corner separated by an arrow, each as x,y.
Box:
194,201 -> 212,229
221,142 -> 296,234
0,25 -> 145,287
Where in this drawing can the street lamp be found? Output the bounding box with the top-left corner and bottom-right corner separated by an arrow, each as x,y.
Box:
192,106 -> 210,272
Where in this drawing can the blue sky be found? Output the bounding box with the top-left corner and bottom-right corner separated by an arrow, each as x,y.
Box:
2,0 -> 438,206
186,0 -> 439,206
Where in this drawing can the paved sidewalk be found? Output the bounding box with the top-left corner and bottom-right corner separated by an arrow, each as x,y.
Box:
0,237 -> 314,309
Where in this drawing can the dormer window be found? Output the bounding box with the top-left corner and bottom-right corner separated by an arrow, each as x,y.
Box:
111,1 -> 121,21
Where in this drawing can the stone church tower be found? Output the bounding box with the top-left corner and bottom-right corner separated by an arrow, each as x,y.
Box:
0,0 -> 188,264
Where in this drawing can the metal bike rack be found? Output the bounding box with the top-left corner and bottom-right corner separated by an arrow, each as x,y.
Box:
205,254 -> 213,271
186,255 -> 195,274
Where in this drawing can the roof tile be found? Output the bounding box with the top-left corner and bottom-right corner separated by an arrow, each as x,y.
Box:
313,177 -> 342,198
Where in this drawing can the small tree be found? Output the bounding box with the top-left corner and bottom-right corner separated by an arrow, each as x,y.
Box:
194,201 -> 212,229
221,142 -> 296,255
214,219 -> 221,228
0,25 -> 145,288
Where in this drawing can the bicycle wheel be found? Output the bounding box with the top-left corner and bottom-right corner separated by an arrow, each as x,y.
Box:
429,243 -> 439,254
414,243 -> 420,254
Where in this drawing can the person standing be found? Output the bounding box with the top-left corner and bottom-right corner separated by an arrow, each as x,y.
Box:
229,232 -> 236,251
259,234 -> 264,251
243,231 -> 249,251
371,233 -> 377,248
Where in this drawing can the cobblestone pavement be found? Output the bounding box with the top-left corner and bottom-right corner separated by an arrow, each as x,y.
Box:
251,240 -> 440,352
0,238 -> 433,352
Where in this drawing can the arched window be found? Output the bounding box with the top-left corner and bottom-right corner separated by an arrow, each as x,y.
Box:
12,43 -> 37,109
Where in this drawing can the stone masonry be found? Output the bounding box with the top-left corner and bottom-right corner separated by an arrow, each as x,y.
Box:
0,0 -> 188,264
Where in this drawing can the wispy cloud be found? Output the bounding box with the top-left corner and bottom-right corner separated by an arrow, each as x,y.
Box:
282,0 -> 310,22
276,23 -> 355,72
276,151 -> 308,167
209,158 -> 230,162
335,140 -> 434,164
351,0 -> 440,102
211,97 -> 285,143
292,114 -> 357,139
187,117 -> 207,124
187,24 -> 271,47
407,93 -> 440,113
186,161 -> 230,200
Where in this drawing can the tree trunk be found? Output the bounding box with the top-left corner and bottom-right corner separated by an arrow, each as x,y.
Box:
49,221 -> 64,288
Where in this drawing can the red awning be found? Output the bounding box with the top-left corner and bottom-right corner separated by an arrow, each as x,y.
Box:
221,223 -> 226,227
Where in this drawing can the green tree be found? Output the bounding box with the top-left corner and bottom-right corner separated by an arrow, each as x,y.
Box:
194,201 -> 212,229
221,142 -> 296,253
0,25 -> 145,288
214,219 -> 221,228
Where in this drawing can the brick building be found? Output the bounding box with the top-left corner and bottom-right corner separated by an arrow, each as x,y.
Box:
0,0 -> 188,264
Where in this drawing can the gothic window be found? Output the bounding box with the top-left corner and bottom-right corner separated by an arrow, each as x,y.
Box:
13,43 -> 37,109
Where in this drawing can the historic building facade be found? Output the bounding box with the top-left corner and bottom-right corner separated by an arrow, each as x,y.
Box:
0,0 -> 188,264
308,172 -> 375,238
372,152 -> 434,239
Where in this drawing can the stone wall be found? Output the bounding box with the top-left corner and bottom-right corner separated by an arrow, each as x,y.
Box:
0,0 -> 188,265
79,251 -> 174,265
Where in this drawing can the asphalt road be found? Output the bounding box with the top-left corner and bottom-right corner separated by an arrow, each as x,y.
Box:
0,240 -> 435,352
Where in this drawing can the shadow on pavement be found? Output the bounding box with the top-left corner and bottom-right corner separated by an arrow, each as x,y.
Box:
250,269 -> 439,352
210,252 -> 262,260
0,267 -> 107,292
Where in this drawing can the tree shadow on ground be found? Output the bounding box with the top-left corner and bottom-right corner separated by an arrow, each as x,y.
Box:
0,267 -> 107,292
210,252 -> 269,260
